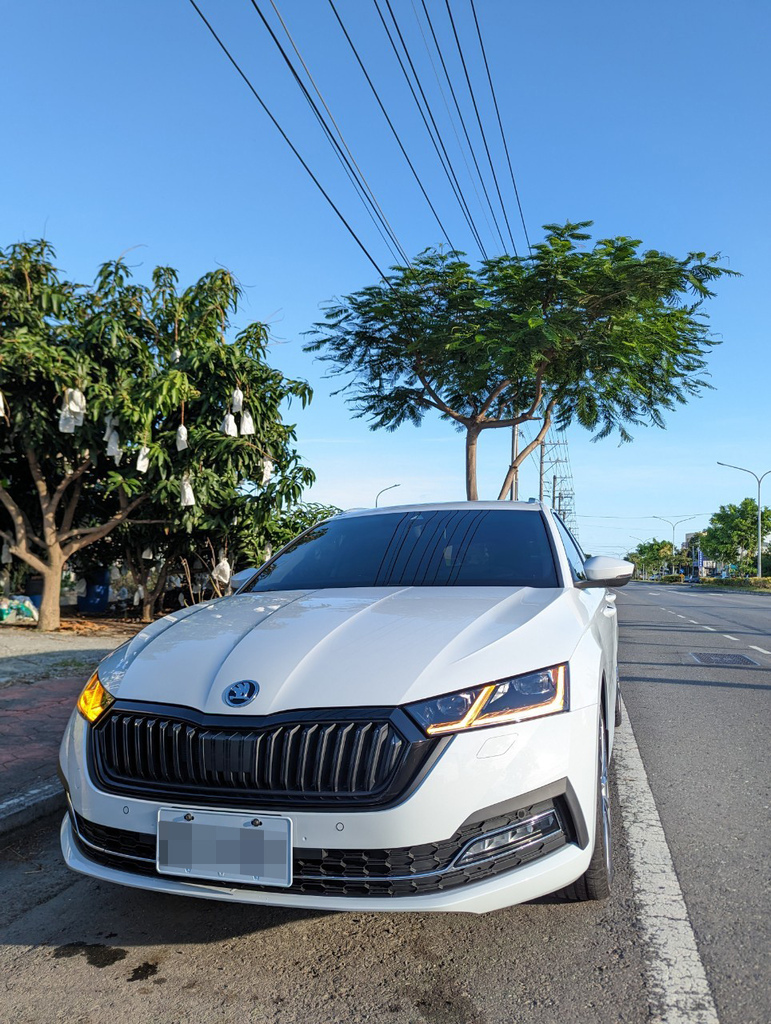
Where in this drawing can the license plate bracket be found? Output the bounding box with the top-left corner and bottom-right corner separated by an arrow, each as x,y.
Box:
157,808 -> 292,887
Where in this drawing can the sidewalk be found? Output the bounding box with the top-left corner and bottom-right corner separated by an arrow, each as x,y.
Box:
0,674 -> 84,833
0,622 -> 139,835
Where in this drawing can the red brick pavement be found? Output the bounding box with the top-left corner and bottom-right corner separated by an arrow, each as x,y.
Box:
0,675 -> 85,803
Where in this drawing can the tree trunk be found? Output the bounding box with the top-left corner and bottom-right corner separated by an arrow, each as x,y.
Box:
37,561 -> 64,632
465,427 -> 480,500
141,598 -> 154,624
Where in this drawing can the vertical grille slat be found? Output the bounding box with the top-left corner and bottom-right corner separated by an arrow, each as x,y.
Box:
92,710 -> 422,806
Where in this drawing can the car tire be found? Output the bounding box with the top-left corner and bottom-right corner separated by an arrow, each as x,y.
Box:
562,710 -> 613,902
614,684 -> 623,727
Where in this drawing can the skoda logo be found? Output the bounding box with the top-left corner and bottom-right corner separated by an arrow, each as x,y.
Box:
223,680 -> 259,708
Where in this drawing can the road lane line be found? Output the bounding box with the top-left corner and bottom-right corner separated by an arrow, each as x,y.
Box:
676,614 -> 687,619
614,701 -> 720,1024
749,645 -> 771,655
722,635 -> 739,641
687,620 -> 698,624
702,626 -> 715,631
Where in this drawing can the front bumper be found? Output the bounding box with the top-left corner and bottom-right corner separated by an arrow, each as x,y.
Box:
59,702 -> 598,913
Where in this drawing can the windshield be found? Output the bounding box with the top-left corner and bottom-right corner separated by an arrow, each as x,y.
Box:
246,509 -> 559,592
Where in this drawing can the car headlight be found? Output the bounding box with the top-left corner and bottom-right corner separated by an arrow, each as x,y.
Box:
405,664 -> 568,736
76,671 -> 115,724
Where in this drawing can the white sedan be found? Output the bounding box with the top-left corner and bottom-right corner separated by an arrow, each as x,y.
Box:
59,502 -> 633,914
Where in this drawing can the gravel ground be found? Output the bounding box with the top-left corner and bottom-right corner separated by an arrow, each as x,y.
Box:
0,622 -> 142,686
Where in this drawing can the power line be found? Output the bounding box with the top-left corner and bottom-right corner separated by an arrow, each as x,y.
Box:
413,0 -> 505,254
327,0 -> 458,255
374,0 -> 489,257
468,0 -> 530,251
186,0 -> 390,281
255,0 -> 411,266
443,0 -> 518,255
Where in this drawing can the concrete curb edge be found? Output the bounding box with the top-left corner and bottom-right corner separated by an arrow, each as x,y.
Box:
0,778 -> 65,837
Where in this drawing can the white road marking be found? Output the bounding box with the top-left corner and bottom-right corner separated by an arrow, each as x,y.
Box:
702,626 -> 715,631
676,614 -> 686,618
650,591 -> 660,595
749,645 -> 771,655
723,635 -> 739,642
615,701 -> 720,1024
687,620 -> 698,624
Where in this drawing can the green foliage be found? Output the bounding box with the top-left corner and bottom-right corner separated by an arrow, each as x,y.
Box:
0,240 -> 315,624
625,538 -> 674,574
307,222 -> 736,497
699,499 -> 771,570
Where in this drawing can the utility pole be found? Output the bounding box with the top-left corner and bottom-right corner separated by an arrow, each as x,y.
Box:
509,424 -> 519,501
717,462 -> 770,578
539,441 -> 544,502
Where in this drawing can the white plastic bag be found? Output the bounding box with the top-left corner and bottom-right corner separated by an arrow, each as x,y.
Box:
232,387 -> 243,414
240,409 -> 255,436
261,458 -> 273,486
133,585 -> 145,607
103,413 -> 115,441
212,557 -> 231,585
136,445 -> 150,474
1,540 -> 11,564
141,547 -> 154,560
58,407 -> 76,433
180,472 -> 196,507
175,424 -> 188,451
221,413 -> 237,437
65,388 -> 86,426
0,390 -> 6,419
106,429 -> 122,465
171,347 -> 181,363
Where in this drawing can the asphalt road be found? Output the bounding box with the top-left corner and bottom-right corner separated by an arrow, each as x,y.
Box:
616,583 -> 770,1024
0,584 -> 768,1024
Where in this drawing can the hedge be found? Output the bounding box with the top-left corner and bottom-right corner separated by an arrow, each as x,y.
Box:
699,576 -> 771,591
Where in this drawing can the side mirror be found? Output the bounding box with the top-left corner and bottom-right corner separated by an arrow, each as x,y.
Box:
577,555 -> 635,589
230,567 -> 259,592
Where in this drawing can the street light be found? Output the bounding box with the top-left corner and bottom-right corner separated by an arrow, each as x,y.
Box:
374,483 -> 400,508
717,462 -> 771,578
652,515 -> 699,573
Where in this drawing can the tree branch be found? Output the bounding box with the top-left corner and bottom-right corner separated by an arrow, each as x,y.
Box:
62,495 -> 147,558
60,478 -> 83,535
479,379 -> 511,419
497,399 -> 557,500
50,457 -> 91,519
25,448 -> 50,513
0,480 -> 46,553
413,366 -> 468,425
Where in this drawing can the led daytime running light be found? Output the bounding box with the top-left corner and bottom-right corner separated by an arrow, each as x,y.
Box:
423,665 -> 566,736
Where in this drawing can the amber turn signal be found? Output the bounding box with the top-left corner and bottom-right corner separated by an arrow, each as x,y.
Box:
76,672 -> 115,724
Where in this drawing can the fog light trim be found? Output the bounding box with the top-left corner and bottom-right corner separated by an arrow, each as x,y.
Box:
454,809 -> 563,868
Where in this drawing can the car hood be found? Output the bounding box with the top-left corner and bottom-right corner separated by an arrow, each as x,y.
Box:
98,587 -> 589,716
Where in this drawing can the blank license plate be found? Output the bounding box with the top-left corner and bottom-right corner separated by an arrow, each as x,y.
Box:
157,808 -> 292,887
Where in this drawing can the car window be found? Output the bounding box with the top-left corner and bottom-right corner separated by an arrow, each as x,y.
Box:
552,514 -> 587,582
246,510 -> 559,591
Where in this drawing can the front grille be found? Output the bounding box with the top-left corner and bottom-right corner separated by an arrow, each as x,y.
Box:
72,797 -> 570,898
90,702 -> 442,809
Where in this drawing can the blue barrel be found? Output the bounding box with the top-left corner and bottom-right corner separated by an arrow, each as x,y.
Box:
77,569 -> 111,615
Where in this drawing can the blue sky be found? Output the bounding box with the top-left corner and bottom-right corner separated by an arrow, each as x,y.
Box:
2,0 -> 769,557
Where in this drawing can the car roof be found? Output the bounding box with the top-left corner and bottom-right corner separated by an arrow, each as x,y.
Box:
336,501 -> 550,519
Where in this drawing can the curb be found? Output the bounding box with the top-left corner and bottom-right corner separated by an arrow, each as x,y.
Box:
0,778 -> 65,837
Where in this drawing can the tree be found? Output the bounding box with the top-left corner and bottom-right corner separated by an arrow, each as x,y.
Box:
625,538 -> 674,577
0,241 -> 314,629
306,222 -> 737,499
700,499 -> 771,574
